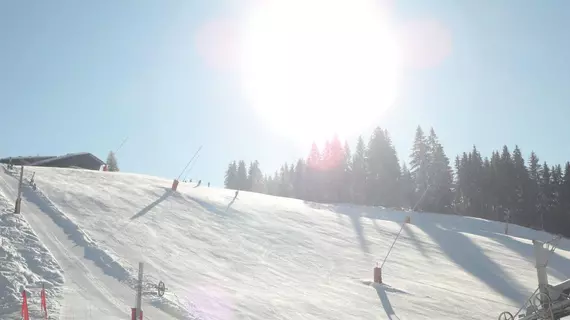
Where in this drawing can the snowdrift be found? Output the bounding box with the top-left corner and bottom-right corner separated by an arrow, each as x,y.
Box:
2,165 -> 570,319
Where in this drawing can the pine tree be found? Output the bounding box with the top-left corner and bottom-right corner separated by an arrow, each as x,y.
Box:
278,163 -> 293,197
247,160 -> 264,192
306,142 -> 322,201
236,160 -> 248,190
488,150 -> 502,220
321,140 -> 333,201
352,136 -> 367,204
409,126 -> 429,209
424,128 -> 453,213
497,146 -> 515,222
527,152 -> 541,228
264,174 -> 276,195
293,159 -> 306,200
224,161 -> 238,189
400,163 -> 414,208
455,146 -> 485,217
453,155 -> 464,212
328,135 -> 345,202
539,162 -> 552,231
106,151 -> 119,172
550,164 -> 563,234
480,156 -> 496,220
382,129 -> 402,206
366,127 -> 400,206
560,162 -> 570,234
288,163 -> 296,197
342,141 -> 353,202
511,146 -> 530,226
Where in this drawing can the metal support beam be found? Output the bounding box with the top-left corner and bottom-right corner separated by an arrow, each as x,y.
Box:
533,240 -> 549,297
135,262 -> 143,319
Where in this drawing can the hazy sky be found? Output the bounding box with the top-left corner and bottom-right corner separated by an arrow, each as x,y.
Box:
1,0 -> 569,186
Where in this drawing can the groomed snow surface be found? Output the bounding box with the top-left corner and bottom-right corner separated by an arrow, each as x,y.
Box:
1,165 -> 570,319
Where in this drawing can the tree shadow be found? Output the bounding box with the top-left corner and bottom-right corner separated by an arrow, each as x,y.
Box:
417,223 -> 528,305
480,231 -> 570,281
349,214 -> 370,254
190,196 -> 238,217
402,224 -> 433,263
304,201 -> 370,254
304,201 -> 570,304
130,190 -> 172,220
307,201 -> 413,255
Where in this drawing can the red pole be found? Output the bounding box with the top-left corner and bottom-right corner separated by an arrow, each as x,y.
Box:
22,290 -> 30,320
131,308 -> 143,320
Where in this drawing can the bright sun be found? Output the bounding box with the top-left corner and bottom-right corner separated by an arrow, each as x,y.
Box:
239,0 -> 402,145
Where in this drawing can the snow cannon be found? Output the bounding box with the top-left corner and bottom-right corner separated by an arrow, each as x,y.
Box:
374,265 -> 382,284
171,179 -> 179,191
500,237 -> 570,320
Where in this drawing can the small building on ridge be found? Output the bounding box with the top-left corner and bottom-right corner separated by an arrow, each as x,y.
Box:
0,153 -> 105,171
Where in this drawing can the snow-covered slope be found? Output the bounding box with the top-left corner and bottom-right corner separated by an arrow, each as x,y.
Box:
0,178 -> 64,320
2,165 -> 570,319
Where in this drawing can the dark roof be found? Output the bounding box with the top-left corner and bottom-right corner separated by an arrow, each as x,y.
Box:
0,155 -> 55,165
0,153 -> 105,170
30,152 -> 104,166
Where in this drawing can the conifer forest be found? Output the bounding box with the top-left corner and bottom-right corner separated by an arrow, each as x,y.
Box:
224,126 -> 570,237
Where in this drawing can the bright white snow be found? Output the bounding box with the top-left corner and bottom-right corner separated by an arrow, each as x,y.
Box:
1,165 -> 570,319
0,178 -> 64,320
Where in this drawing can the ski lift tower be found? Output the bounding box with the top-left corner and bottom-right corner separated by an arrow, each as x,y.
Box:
498,236 -> 570,320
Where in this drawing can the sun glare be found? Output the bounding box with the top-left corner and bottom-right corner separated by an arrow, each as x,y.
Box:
239,0 -> 402,145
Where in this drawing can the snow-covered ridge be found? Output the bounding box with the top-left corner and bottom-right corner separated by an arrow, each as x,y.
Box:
2,165 -> 570,319
0,186 -> 64,320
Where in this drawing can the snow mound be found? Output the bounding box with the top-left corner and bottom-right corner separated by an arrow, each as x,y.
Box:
0,189 -> 63,320
4,165 -> 570,319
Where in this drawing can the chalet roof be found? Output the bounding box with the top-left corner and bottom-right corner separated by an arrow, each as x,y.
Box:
0,153 -> 105,167
30,152 -> 105,166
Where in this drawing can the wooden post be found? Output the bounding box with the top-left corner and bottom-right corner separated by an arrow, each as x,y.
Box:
14,166 -> 24,213
171,179 -> 179,191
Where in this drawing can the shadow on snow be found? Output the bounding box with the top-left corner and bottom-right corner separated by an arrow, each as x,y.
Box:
305,201 -> 530,305
130,190 -> 173,220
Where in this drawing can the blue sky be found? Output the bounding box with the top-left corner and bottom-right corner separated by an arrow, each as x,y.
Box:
1,1 -> 570,186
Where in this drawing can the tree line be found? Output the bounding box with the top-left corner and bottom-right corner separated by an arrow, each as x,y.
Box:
224,126 -> 570,237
